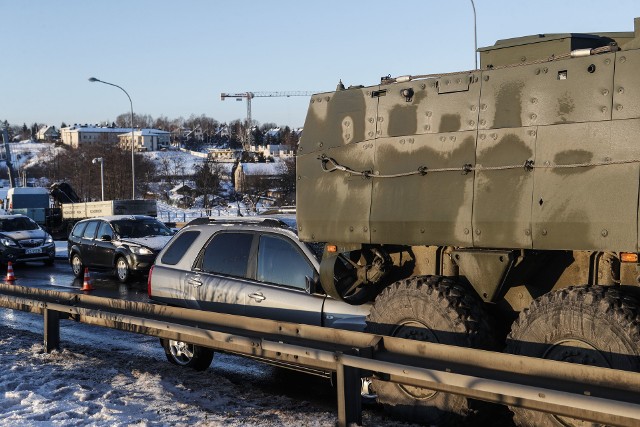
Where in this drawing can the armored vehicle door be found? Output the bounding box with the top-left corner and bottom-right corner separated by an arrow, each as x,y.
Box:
371,73 -> 480,245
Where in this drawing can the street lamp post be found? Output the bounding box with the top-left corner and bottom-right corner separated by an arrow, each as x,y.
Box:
88,77 -> 136,199
92,157 -> 104,201
470,0 -> 478,69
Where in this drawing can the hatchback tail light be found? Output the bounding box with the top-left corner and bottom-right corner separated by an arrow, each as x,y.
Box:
147,265 -> 154,297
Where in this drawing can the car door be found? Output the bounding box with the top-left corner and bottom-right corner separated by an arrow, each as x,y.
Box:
243,233 -> 323,326
185,231 -> 254,315
80,220 -> 100,265
92,221 -> 116,268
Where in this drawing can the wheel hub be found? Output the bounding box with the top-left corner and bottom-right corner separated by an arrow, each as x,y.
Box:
393,320 -> 439,400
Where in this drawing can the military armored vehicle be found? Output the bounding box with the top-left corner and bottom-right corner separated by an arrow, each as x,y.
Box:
297,17 -> 640,426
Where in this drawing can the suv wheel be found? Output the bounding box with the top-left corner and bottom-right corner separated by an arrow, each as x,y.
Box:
71,254 -> 84,278
161,338 -> 214,371
115,256 -> 130,283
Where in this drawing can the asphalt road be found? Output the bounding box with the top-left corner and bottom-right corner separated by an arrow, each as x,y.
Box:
5,259 -> 151,303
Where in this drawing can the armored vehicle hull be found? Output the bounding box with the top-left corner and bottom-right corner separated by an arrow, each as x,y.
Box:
297,18 -> 640,426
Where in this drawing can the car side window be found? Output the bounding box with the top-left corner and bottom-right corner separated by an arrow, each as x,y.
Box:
82,221 -> 99,239
257,234 -> 314,290
97,221 -> 113,240
161,231 -> 200,265
71,222 -> 88,238
200,232 -> 253,278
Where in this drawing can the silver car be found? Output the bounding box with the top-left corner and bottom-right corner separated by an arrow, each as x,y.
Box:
148,217 -> 370,370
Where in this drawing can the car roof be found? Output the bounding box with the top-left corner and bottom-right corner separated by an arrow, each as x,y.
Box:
78,215 -> 156,223
0,214 -> 31,219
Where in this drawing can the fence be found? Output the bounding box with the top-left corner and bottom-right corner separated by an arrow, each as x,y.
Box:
0,282 -> 639,427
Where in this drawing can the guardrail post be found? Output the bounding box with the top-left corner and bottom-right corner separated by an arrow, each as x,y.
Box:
335,354 -> 362,427
43,308 -> 60,353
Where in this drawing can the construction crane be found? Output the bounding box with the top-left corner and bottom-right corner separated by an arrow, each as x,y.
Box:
220,91 -> 317,150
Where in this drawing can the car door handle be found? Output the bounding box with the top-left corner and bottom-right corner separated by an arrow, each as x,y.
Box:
248,292 -> 266,303
187,276 -> 203,287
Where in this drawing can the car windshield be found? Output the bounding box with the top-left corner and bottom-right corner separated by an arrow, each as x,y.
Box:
0,217 -> 39,232
111,219 -> 173,238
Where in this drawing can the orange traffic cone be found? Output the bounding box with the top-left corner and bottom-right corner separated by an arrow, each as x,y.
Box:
5,262 -> 15,282
81,267 -> 94,291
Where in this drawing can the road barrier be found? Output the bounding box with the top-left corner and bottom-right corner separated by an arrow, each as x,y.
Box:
0,282 -> 639,427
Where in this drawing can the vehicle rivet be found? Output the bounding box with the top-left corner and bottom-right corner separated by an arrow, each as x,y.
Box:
471,105 -> 477,111
345,133 -> 351,139
376,130 -> 382,135
616,104 -> 623,111
372,228 -> 376,233
317,97 -> 322,103
297,175 -> 301,181
424,125 -> 431,131
484,75 -> 490,81
400,139 -> 405,144
605,58 -> 611,65
378,117 -> 384,122
531,97 -> 538,104
420,84 -> 426,89
530,114 -> 537,120
543,67 -> 548,73
491,133 -> 498,140
604,157 -> 611,162
368,117 -> 374,123
479,134 -> 486,140
440,136 -> 446,142
469,120 -> 475,126
602,89 -> 609,96
542,229 -> 548,236
618,87 -> 624,94
325,96 -> 330,102
366,91 -> 371,96
420,228 -> 425,233
525,229 -> 531,236
363,227 -> 368,232
409,138 -> 414,144
464,228 -> 469,235
601,106 -> 608,113
619,56 -> 626,63
318,142 -> 323,147
601,229 -> 608,237
450,136 -> 457,142
426,111 -> 432,117
311,234 -> 315,240
456,78 -> 462,84
349,226 -> 354,232
310,99 -> 315,104
481,104 -> 487,111
298,226 -> 302,231
529,130 -> 536,137
545,161 -> 550,166
343,120 -> 351,127
475,229 -> 481,235
445,79 -> 450,85
368,131 -> 374,137
535,69 -> 541,75
480,119 -> 487,126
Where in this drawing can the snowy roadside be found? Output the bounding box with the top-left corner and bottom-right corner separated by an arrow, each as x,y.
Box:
0,309 -> 412,427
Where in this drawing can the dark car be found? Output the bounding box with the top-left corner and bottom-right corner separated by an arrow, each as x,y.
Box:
148,217 -> 370,370
0,214 -> 56,265
68,215 -> 173,282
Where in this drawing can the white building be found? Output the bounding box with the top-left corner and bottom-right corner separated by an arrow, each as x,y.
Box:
60,124 -> 169,151
118,129 -> 171,152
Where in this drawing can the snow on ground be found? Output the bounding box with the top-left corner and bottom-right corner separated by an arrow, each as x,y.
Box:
0,309 -> 413,427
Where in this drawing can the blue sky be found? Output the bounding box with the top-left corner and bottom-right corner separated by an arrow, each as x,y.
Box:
1,0 -> 639,129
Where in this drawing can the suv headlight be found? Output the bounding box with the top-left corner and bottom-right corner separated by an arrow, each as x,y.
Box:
45,234 -> 54,244
0,238 -> 18,247
130,246 -> 153,255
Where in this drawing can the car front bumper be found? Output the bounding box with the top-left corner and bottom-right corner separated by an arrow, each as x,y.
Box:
0,244 -> 56,264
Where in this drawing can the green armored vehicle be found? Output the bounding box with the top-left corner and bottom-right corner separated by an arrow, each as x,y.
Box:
297,17 -> 640,426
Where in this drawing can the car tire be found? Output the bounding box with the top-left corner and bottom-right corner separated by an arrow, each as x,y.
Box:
160,338 -> 214,371
71,253 -> 84,278
115,256 -> 130,283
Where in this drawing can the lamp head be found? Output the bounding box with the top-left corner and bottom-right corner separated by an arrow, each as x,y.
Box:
88,77 -> 99,82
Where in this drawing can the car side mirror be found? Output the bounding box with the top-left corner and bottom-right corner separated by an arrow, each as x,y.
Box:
100,234 -> 112,242
305,272 -> 320,294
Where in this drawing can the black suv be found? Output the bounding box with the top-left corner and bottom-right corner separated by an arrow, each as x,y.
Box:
148,217 -> 370,370
0,214 -> 56,265
68,215 -> 173,282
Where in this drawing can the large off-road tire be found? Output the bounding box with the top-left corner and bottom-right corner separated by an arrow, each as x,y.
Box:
506,285 -> 640,427
161,338 -> 214,371
366,275 -> 496,425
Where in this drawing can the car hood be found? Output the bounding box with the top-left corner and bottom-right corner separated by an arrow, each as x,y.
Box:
121,236 -> 172,251
0,229 -> 47,240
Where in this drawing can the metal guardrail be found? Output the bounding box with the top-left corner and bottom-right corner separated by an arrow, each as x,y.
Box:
0,282 -> 639,427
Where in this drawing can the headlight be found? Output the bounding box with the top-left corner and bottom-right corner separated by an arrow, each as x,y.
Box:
0,238 -> 18,247
45,235 -> 54,244
130,246 -> 153,255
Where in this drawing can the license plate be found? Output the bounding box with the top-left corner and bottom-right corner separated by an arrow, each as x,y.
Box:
25,248 -> 42,255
